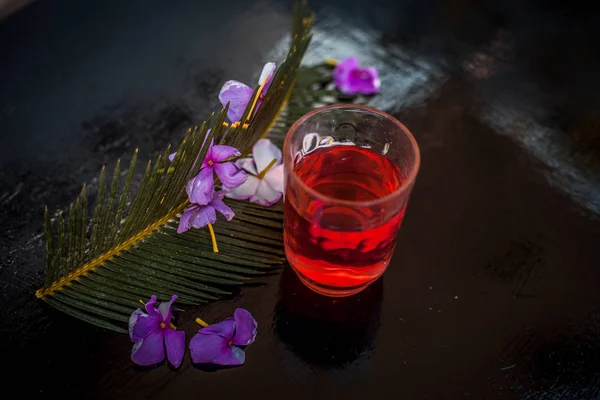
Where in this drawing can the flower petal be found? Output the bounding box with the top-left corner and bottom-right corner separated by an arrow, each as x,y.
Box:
211,144 -> 242,163
186,168 -> 214,206
198,317 -> 236,340
189,332 -> 245,365
258,62 -> 276,91
236,157 -> 258,175
190,205 -> 217,229
210,196 -> 235,221
333,57 -> 360,94
158,294 -> 177,322
346,67 -> 380,95
219,80 -> 254,122
131,330 -> 165,366
251,180 -> 282,206
225,175 -> 260,200
177,205 -> 197,234
252,139 -> 282,174
168,152 -> 177,162
164,328 -> 185,368
144,295 -> 162,320
333,57 -> 380,95
129,309 -> 159,342
232,308 -> 257,346
263,164 -> 284,194
214,162 -> 247,189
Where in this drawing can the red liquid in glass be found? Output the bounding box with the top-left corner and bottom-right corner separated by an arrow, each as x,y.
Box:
284,145 -> 406,296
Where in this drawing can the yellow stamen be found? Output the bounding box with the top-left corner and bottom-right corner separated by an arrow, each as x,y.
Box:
169,322 -> 177,329
139,299 -> 146,306
257,158 -> 278,180
207,223 -> 219,253
223,121 -> 249,130
325,58 -> 338,66
195,317 -> 209,327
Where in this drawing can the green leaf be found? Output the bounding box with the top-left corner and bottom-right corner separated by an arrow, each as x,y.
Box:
38,3 -> 365,333
37,3 -> 315,333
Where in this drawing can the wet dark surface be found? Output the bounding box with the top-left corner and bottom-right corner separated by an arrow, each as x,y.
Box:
1,0 -> 600,399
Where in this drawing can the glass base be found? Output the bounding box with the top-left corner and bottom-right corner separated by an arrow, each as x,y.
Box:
289,263 -> 377,297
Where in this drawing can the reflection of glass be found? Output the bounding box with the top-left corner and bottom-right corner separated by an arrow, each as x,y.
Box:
284,105 -> 420,297
274,266 -> 382,368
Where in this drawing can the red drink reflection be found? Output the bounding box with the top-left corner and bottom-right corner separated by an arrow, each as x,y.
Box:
284,145 -> 407,297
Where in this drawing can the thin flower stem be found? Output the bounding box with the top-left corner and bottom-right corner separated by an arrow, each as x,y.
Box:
257,158 -> 278,179
207,223 -> 219,253
195,317 -> 210,327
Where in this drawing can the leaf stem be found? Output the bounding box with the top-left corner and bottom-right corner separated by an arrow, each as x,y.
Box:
195,317 -> 210,327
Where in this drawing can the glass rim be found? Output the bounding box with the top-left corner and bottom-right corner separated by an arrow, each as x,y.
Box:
284,104 -> 421,208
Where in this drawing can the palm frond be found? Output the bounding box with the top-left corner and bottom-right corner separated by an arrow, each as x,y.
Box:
37,3 -> 313,333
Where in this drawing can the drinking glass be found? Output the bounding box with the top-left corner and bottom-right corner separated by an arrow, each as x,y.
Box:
283,104 -> 420,297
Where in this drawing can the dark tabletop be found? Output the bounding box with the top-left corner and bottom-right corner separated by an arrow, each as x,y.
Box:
1,0 -> 600,399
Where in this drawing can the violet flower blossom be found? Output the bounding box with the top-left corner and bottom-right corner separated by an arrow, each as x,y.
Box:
181,139 -> 247,207
333,57 -> 381,95
225,139 -> 284,206
219,62 -> 276,122
177,190 -> 234,234
189,308 -> 257,366
129,295 -> 185,368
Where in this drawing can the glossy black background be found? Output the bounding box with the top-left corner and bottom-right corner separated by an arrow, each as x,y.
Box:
1,0 -> 599,398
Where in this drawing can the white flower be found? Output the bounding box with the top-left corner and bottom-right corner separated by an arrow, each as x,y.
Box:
225,139 -> 284,206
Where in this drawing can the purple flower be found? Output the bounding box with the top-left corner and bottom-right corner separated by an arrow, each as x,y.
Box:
226,139 -> 284,206
184,139 -> 247,206
189,308 -> 257,366
333,57 -> 381,95
178,190 -> 235,234
129,295 -> 185,368
219,62 -> 276,122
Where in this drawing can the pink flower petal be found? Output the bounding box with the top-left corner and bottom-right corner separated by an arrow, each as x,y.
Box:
198,317 -> 235,340
263,164 -> 284,194
177,205 -> 197,234
252,139 -> 282,174
186,168 -> 214,206
225,175 -> 260,200
189,332 -> 245,365
236,157 -> 258,175
210,196 -> 235,221
333,57 -> 380,95
131,330 -> 165,366
190,204 -> 216,229
258,62 -> 276,91
210,144 -> 241,163
218,80 -> 254,122
232,308 -> 257,346
158,294 -> 177,322
214,161 -> 247,189
164,328 -> 186,368
144,295 -> 162,320
251,180 -> 282,206
129,309 -> 159,342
